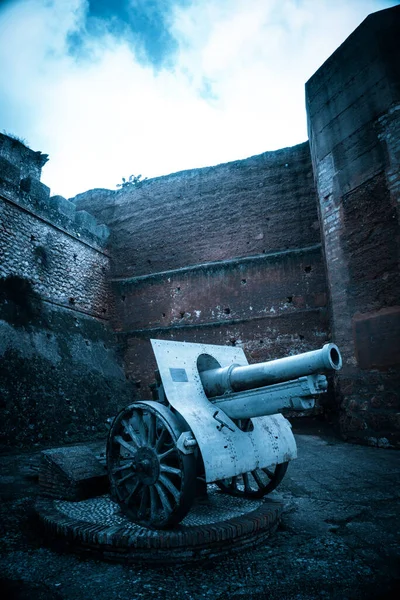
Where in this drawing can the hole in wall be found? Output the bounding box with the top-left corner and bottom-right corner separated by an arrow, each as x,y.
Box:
69,297 -> 75,305
85,340 -> 90,346
299,334 -> 305,340
34,246 -> 48,268
230,338 -> 237,346
259,339 -> 264,344
30,235 -> 36,242
224,307 -> 231,315
73,253 -> 77,261
176,286 -> 181,292
241,279 -> 247,285
304,265 -> 312,273
287,296 -> 293,303
0,275 -> 41,327
162,313 -> 166,318
121,295 -> 126,302
179,311 -> 185,319
102,307 -> 107,314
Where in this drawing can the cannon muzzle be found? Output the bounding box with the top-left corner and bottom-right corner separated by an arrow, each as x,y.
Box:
199,343 -> 342,397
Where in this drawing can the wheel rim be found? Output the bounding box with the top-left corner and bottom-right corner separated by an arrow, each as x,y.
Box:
215,418 -> 289,498
107,402 -> 196,529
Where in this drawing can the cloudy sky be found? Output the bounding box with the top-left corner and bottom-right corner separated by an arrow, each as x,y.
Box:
0,0 -> 397,198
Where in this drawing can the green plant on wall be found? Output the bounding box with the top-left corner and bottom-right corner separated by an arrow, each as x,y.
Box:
116,174 -> 147,189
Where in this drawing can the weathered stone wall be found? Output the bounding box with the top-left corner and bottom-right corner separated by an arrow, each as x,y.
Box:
73,143 -> 320,278
306,5 -> 400,447
74,143 -> 330,398
0,134 -> 133,450
0,198 -> 110,318
113,245 -> 329,395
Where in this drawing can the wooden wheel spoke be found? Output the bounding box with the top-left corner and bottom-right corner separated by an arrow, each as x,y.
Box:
138,486 -> 149,516
243,472 -> 252,493
158,447 -> 175,461
251,470 -> 265,489
160,464 -> 181,476
230,476 -> 238,490
121,420 -> 142,447
147,413 -> 156,447
155,428 -> 167,451
159,473 -> 180,502
118,471 -> 136,485
262,467 -> 274,479
136,413 -> 147,444
125,480 -> 141,504
115,435 -> 137,455
155,481 -> 173,514
112,463 -> 132,475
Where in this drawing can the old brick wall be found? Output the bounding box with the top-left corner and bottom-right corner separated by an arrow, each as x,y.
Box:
74,143 -> 330,398
74,143 -> 320,278
0,134 -> 133,450
306,5 -> 400,447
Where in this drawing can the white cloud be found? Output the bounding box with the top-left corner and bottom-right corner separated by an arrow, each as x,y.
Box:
0,0 -> 397,197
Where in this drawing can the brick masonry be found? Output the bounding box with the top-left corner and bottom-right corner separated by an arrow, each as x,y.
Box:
306,6 -> 400,447
74,142 -> 330,403
35,493 -> 282,564
73,142 -> 320,278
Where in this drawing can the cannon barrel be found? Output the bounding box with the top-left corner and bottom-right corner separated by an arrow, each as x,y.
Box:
200,343 -> 342,398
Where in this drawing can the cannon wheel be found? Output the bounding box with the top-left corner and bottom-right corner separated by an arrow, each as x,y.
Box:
215,419 -> 289,499
107,401 -> 196,529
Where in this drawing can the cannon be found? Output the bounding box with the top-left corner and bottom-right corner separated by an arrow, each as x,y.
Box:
107,340 -> 342,529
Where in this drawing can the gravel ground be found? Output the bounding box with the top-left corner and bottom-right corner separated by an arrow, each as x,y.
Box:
0,423 -> 399,600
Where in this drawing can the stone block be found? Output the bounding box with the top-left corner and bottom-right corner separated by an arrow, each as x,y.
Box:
51,195 -> 76,219
75,210 -> 97,232
20,176 -> 50,202
39,445 -> 108,500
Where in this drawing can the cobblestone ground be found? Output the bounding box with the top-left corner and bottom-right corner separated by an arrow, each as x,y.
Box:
0,423 -> 399,600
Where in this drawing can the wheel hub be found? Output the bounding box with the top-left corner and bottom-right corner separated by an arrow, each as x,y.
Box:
132,446 -> 160,485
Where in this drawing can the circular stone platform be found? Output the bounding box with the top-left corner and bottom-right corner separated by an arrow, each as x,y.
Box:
35,485 -> 282,564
